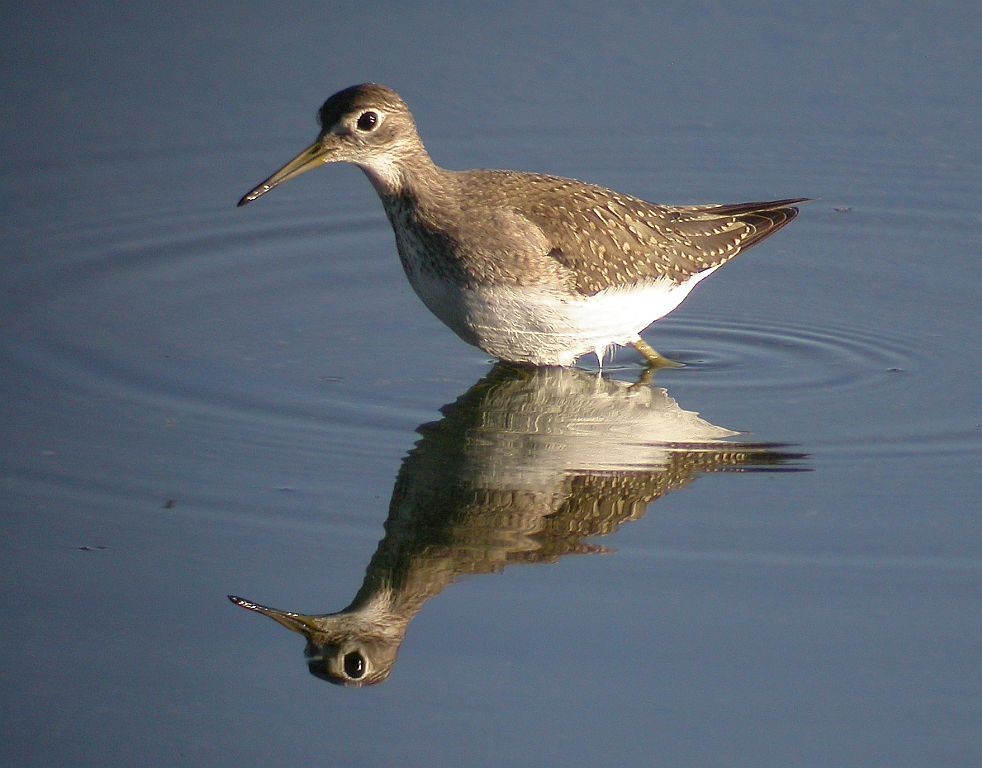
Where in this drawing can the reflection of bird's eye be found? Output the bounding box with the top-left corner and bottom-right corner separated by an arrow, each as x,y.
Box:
343,651 -> 366,679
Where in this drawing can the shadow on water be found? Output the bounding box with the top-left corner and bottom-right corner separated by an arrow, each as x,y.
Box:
230,363 -> 807,686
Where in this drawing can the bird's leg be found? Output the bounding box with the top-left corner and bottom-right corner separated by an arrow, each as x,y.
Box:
629,366 -> 655,388
633,339 -> 683,369
592,343 -> 613,372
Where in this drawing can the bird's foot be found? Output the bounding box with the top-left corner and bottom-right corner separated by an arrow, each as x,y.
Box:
633,339 -> 683,369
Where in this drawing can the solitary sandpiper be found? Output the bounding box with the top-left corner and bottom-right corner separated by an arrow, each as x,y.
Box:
238,83 -> 804,367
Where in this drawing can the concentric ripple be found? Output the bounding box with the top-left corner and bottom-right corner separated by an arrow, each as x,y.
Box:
5,168 -> 976,472
658,313 -> 916,395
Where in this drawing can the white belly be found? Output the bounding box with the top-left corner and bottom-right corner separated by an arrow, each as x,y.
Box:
408,268 -> 719,365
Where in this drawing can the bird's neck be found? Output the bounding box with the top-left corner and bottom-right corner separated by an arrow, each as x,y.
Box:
358,144 -> 450,202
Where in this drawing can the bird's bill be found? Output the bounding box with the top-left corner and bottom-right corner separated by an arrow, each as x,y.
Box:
228,594 -> 321,635
237,139 -> 329,206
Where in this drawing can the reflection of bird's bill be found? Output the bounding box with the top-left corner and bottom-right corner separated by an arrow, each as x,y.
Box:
228,364 -> 807,686
228,595 -> 320,635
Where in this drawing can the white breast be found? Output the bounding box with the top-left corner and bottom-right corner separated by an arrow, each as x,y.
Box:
408,267 -> 719,365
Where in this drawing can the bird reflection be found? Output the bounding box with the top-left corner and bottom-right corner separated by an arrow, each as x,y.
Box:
230,364 -> 805,686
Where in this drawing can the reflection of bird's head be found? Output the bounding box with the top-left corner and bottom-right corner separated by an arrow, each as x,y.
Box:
303,627 -> 401,687
229,596 -> 403,687
230,365 -> 808,688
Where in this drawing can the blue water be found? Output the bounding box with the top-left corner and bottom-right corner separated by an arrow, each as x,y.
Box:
2,2 -> 980,766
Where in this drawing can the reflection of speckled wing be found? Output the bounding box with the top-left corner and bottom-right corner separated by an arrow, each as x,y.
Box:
392,365 -> 804,569
228,365 -> 808,687
538,447 -> 798,552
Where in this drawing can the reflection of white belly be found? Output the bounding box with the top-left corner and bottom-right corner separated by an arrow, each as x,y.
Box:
408,267 -> 719,365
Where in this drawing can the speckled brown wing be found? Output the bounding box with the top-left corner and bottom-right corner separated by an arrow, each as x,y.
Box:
485,172 -> 805,295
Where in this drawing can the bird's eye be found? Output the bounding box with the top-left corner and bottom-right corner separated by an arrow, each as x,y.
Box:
343,651 -> 366,679
356,111 -> 380,132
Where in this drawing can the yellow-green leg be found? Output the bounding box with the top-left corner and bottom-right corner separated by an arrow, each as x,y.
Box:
633,339 -> 683,369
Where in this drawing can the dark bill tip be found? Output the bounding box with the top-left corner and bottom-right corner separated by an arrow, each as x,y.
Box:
228,594 -> 321,635
235,139 -> 328,209
236,184 -> 271,207
228,594 -> 253,607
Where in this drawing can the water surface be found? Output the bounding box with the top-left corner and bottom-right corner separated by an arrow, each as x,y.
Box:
2,3 -> 979,767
